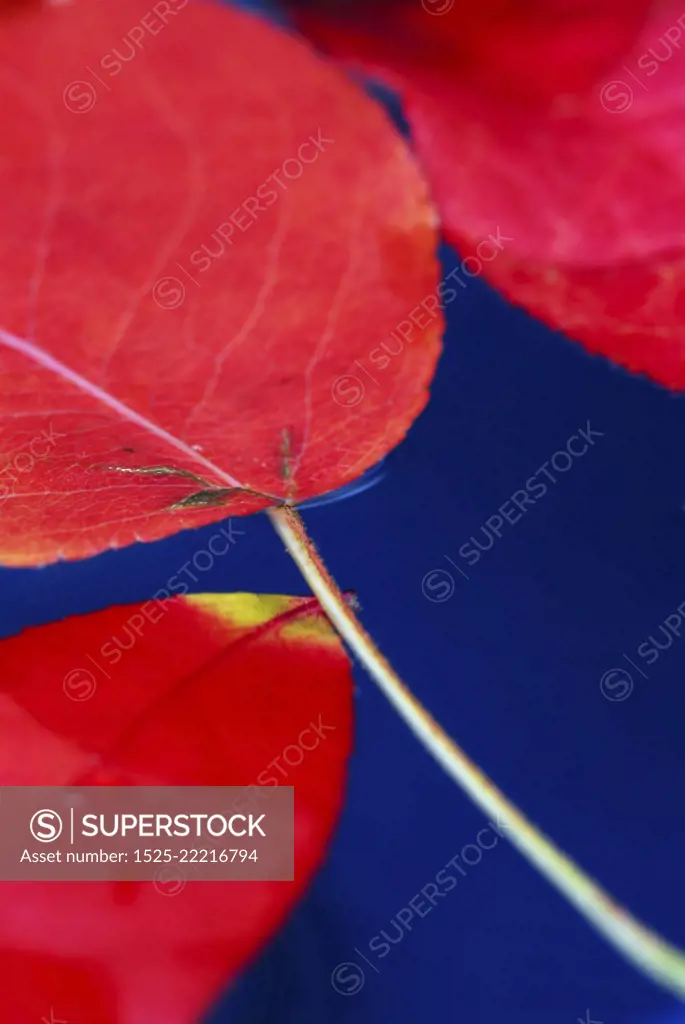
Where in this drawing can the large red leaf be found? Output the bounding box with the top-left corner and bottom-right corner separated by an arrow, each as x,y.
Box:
0,0 -> 441,565
292,1 -> 685,389
0,591 -> 353,1023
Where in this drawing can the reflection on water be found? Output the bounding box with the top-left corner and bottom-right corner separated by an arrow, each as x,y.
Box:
294,457 -> 387,511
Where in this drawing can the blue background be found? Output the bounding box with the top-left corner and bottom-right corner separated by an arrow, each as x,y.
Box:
3,4 -> 685,1022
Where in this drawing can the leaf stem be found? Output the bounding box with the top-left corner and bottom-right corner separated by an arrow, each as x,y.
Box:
268,503 -> 685,1000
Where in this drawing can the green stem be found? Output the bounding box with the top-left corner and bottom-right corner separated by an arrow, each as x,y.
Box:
268,503 -> 685,1000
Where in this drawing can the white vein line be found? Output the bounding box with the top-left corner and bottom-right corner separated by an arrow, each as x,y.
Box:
3,74 -> 65,344
0,66 -> 67,344
0,422 -> 119,460
0,325 -> 246,489
98,71 -> 205,382
27,133 -> 64,345
46,505 -> 216,535
184,203 -> 290,436
0,409 -> 93,420
291,198 -> 366,485
0,482 -> 203,500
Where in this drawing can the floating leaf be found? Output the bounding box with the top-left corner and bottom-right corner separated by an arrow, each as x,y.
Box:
291,0 -> 685,388
0,591 -> 353,1023
0,0 -> 441,565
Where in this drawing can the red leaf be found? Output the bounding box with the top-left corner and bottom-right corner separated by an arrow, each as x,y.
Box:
0,592 -> 353,1023
0,0 -> 442,565
292,1 -> 685,389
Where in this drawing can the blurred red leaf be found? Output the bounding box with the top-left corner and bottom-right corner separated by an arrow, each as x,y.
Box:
292,1 -> 685,389
291,0 -> 652,102
0,0 -> 441,565
0,591 -> 353,1023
